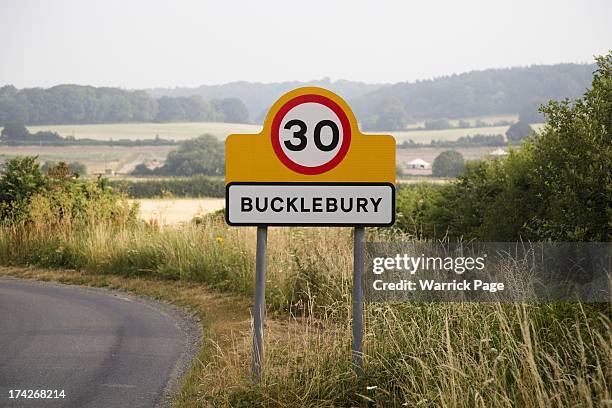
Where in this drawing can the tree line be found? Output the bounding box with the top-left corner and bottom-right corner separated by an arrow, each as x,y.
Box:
0,63 -> 596,130
0,84 -> 249,125
108,176 -> 224,198
151,63 -> 595,128
354,63 -> 594,130
0,123 -> 177,146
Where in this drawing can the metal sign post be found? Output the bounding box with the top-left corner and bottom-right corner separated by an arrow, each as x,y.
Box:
252,226 -> 267,381
352,227 -> 365,374
225,87 -> 395,381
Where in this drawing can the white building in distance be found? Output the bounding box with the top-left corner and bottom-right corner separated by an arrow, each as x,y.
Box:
407,158 -> 430,169
490,148 -> 509,157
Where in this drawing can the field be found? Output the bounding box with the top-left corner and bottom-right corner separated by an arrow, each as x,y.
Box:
26,122 -> 262,141
387,123 -> 545,144
25,120 -> 545,144
1,120 -> 544,177
404,114 -> 519,129
132,198 -> 224,225
0,145 -> 174,174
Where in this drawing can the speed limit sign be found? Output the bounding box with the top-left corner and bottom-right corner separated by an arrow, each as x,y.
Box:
271,94 -> 351,175
225,87 -> 396,226
225,86 -> 396,380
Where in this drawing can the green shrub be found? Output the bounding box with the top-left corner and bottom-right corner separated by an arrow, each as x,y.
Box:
0,156 -> 137,226
432,150 -> 465,178
397,52 -> 612,242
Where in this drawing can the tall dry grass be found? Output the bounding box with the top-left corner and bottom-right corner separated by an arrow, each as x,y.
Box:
0,217 -> 609,406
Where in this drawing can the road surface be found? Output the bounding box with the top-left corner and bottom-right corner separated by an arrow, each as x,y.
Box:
0,277 -> 199,407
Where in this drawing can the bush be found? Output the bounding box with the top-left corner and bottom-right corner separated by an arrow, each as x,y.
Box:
505,121 -> 533,142
0,156 -> 136,226
422,150 -> 535,240
41,161 -> 87,176
109,175 -> 224,198
394,184 -> 442,237
396,52 -> 612,241
432,150 -> 465,177
0,156 -> 46,222
526,52 -> 611,241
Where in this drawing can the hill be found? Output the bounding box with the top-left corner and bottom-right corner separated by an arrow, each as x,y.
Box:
149,63 -> 595,128
351,63 -> 594,129
148,77 -> 383,123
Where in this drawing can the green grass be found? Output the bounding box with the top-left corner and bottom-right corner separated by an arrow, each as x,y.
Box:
0,218 -> 609,407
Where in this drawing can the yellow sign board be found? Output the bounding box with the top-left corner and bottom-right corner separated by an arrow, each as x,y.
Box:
225,87 -> 396,226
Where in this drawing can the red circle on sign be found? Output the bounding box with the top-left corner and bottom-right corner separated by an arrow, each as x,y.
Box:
271,94 -> 352,175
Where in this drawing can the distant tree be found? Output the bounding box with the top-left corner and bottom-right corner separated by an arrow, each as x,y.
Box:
186,96 -> 222,121
457,120 -> 471,128
0,85 -> 18,97
68,161 -> 87,176
155,96 -> 222,122
505,121 -> 533,142
41,161 -> 87,177
432,150 -> 465,177
352,63 -> 594,124
155,96 -> 186,122
211,98 -> 249,123
31,130 -> 62,142
424,118 -> 451,130
518,100 -> 546,123
0,123 -> 29,142
149,134 -> 225,176
362,97 -> 407,131
130,90 -> 159,121
0,93 -> 30,124
131,163 -> 152,176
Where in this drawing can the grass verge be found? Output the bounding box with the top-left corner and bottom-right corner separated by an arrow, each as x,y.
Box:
1,218 -> 610,406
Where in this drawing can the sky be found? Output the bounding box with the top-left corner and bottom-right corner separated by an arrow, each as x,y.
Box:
0,0 -> 610,89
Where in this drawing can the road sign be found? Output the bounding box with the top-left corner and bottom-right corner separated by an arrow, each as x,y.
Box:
226,87 -> 396,226
225,87 -> 396,381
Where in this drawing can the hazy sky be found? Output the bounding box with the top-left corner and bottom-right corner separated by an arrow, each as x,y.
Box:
0,0 -> 610,89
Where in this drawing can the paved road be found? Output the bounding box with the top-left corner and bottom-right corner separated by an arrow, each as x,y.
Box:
0,277 -> 199,407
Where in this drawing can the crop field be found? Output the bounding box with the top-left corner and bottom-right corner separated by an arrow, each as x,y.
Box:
0,145 -> 174,174
26,122 -> 262,141
385,123 -> 545,144
2,120 -> 544,177
132,198 -> 225,225
25,120 -> 545,144
404,114 -> 519,129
